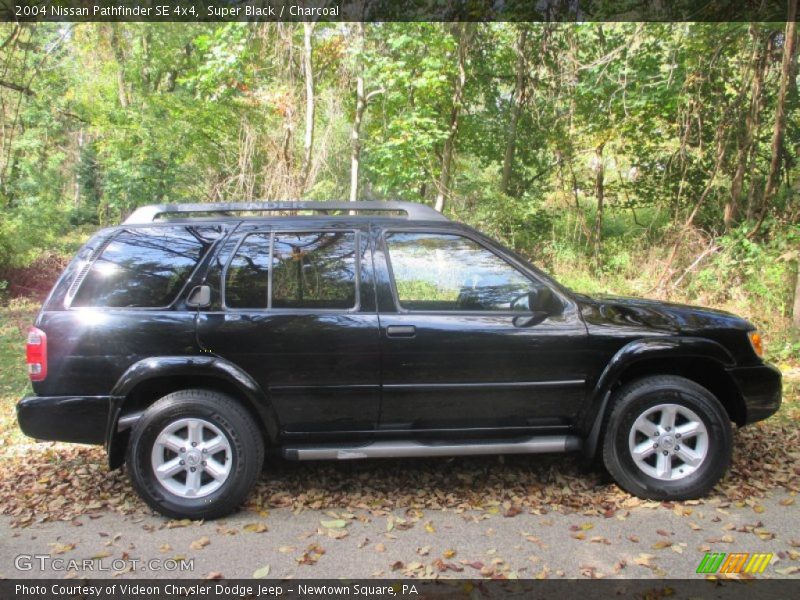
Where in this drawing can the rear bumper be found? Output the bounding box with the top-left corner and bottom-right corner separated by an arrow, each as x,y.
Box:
728,363 -> 782,425
17,395 -> 110,445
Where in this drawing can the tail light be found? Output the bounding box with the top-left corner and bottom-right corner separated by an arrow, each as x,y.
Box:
26,327 -> 47,381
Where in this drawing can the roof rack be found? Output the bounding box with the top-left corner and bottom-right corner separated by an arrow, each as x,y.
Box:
123,201 -> 448,224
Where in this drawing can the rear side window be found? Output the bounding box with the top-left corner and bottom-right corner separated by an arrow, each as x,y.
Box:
71,226 -> 217,308
225,233 -> 271,309
272,232 -> 357,309
224,231 -> 358,310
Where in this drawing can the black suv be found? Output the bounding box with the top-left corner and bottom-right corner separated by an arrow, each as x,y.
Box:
17,202 -> 781,519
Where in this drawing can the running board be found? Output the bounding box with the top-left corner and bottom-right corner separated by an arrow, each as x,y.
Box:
283,436 -> 582,461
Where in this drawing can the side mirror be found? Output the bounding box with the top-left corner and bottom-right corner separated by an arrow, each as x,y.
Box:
512,286 -> 563,327
187,285 -> 211,308
530,286 -> 556,314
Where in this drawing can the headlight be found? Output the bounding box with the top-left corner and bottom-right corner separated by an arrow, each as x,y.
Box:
748,331 -> 764,357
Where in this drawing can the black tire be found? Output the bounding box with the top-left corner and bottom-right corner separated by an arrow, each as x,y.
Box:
126,389 -> 264,520
602,375 -> 732,500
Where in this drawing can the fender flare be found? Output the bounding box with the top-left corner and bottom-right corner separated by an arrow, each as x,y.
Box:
579,336 -> 736,463
105,356 -> 279,466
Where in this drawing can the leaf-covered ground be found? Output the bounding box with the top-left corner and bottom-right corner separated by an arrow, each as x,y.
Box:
1,301 -> 798,529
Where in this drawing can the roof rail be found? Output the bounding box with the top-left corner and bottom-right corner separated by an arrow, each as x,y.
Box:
123,201 -> 448,224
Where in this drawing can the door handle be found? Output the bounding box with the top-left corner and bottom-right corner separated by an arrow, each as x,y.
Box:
386,325 -> 416,338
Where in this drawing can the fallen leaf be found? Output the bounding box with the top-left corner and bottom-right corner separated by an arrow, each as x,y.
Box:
190,536 -> 210,550
374,543 -> 386,553
253,565 -> 271,579
296,543 -> 325,565
50,543 -> 76,554
634,553 -> 655,567
321,519 -> 347,529
326,528 -> 349,540
243,523 -> 268,534
443,549 -> 456,559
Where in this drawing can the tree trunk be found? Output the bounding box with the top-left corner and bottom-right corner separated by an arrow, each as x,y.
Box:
301,22 -> 315,194
726,25 -> 766,229
593,143 -> 605,271
435,24 -> 471,213
750,2 -> 797,236
350,77 -> 365,203
350,23 -> 366,203
793,260 -> 800,329
745,31 -> 771,221
500,26 -> 528,196
109,27 -> 128,108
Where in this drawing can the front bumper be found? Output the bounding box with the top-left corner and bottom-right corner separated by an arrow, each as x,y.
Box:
17,395 -> 110,445
728,363 -> 782,425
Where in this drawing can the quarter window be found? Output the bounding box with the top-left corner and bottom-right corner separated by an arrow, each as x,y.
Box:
385,232 -> 537,312
71,226 -> 217,308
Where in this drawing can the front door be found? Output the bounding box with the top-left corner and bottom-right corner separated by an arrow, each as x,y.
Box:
375,230 -> 589,436
197,225 -> 381,437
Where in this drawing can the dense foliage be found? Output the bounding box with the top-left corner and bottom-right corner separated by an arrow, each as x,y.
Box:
0,21 -> 798,357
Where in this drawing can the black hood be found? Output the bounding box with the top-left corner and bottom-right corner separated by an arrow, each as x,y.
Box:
574,293 -> 753,334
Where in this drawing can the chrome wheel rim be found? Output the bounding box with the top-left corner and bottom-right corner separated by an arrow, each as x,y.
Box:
150,418 -> 232,498
628,403 -> 709,481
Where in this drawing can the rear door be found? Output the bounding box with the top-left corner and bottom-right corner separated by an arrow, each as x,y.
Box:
197,223 -> 381,437
374,228 -> 589,435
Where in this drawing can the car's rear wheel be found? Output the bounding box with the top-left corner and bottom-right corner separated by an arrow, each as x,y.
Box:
602,375 -> 732,500
126,389 -> 263,519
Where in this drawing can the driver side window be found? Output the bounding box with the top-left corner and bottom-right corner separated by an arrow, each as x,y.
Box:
385,232 -> 540,312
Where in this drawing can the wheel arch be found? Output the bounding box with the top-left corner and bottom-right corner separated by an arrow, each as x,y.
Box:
580,337 -> 744,463
106,356 -> 279,469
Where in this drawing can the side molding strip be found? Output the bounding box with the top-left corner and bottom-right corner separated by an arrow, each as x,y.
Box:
284,435 -> 582,461
384,380 -> 585,391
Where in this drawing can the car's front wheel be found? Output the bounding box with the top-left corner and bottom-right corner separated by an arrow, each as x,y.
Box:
126,389 -> 263,519
602,375 -> 732,500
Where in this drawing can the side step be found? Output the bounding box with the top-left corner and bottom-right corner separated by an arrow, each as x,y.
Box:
283,436 -> 582,461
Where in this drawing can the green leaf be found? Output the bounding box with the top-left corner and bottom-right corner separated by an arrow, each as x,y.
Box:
253,564 -> 271,578
321,519 -> 347,529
